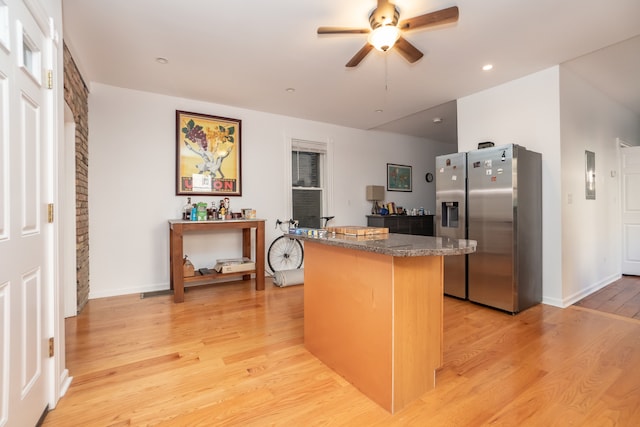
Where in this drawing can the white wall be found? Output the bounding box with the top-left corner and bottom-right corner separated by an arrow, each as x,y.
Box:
88,83 -> 454,298
457,67 -> 563,305
458,66 -> 640,307
559,67 -> 640,304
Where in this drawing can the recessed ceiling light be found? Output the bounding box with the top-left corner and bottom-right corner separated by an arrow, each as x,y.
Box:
285,88 -> 296,93
482,64 -> 493,71
433,117 -> 443,124
155,57 -> 169,64
375,109 -> 383,113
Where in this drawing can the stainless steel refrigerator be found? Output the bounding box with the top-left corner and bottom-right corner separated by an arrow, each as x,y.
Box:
466,144 -> 542,313
435,152 -> 467,299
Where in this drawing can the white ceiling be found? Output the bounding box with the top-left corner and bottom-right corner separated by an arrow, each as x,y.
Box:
61,0 -> 640,144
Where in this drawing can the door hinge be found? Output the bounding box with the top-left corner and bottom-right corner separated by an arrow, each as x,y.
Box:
47,203 -> 54,223
46,69 -> 53,89
48,337 -> 54,357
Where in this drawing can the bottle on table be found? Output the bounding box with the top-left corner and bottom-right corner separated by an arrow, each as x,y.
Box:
182,197 -> 192,220
207,202 -> 216,220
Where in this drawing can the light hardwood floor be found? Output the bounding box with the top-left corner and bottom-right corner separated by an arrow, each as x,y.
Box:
43,279 -> 640,426
574,275 -> 640,320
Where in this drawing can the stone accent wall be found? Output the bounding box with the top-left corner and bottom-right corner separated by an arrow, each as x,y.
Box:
63,43 -> 90,313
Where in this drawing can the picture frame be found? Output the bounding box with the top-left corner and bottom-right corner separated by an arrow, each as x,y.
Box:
387,163 -> 412,192
176,110 -> 242,196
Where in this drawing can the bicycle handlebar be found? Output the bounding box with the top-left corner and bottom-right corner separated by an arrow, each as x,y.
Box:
275,217 -> 333,230
275,218 -> 299,230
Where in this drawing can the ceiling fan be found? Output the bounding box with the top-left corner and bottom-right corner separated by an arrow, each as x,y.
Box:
317,1 -> 459,67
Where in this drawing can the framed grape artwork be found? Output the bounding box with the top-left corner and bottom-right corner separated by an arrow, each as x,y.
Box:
176,110 -> 242,196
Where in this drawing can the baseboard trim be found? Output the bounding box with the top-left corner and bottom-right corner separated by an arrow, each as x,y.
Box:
562,273 -> 622,307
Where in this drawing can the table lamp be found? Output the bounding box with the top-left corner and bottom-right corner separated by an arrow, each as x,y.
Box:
366,185 -> 385,214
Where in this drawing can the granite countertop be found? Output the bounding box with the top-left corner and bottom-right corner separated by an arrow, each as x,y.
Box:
287,232 -> 476,257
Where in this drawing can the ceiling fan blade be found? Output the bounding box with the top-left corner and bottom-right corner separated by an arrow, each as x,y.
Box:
318,26 -> 370,35
398,6 -> 459,31
346,43 -> 374,67
394,36 -> 424,63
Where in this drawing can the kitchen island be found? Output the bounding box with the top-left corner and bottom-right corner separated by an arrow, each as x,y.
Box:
288,232 -> 476,413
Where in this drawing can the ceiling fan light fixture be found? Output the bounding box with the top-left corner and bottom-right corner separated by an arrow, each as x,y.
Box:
368,25 -> 400,52
319,2 -> 459,67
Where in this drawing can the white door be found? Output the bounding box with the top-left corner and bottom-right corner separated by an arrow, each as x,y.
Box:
0,1 -> 52,425
621,145 -> 640,275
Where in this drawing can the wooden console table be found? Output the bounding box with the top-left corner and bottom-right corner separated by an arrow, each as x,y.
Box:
168,219 -> 266,303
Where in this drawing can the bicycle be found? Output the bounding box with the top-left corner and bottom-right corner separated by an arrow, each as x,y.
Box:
267,219 -> 304,274
267,216 -> 335,274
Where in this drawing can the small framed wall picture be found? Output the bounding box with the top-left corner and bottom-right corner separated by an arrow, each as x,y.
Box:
387,163 -> 412,192
585,150 -> 595,200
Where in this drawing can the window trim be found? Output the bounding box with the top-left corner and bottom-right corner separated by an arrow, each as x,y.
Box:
285,137 -> 333,223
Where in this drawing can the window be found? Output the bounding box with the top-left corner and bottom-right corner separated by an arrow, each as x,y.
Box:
16,20 -> 41,84
291,139 -> 328,228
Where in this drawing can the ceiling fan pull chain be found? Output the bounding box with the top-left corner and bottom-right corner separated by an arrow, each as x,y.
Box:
385,53 -> 389,92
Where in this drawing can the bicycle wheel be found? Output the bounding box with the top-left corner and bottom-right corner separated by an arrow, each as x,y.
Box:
267,236 -> 304,273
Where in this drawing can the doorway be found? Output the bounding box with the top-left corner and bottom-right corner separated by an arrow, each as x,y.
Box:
620,143 -> 640,276
63,104 -> 77,317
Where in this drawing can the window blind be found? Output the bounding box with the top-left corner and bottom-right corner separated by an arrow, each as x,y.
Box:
291,139 -> 327,154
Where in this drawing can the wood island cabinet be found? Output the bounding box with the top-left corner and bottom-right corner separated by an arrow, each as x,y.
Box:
291,232 -> 477,413
367,214 -> 434,236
